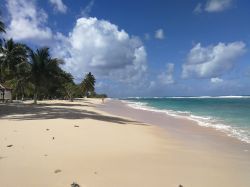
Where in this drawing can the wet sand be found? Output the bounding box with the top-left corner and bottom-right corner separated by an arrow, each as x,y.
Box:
98,99 -> 250,153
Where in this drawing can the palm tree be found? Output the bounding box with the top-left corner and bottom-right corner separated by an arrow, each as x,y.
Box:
5,61 -> 31,100
0,12 -> 6,46
0,39 -> 29,79
0,11 -> 5,34
81,72 -> 96,97
29,47 -> 64,104
0,20 -> 5,33
64,82 -> 78,101
0,39 -> 30,101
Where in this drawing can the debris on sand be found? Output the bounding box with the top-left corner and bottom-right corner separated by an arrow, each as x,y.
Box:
54,169 -> 62,174
71,182 -> 80,187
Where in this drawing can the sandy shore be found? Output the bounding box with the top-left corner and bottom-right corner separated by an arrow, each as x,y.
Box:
0,99 -> 250,187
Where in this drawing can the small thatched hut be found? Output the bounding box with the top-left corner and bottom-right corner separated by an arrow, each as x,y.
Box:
0,83 -> 12,102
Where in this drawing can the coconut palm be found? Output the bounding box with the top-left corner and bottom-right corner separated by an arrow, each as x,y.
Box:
0,39 -> 29,94
0,10 -> 5,33
0,13 -> 6,47
0,11 -> 5,34
81,72 -> 96,97
0,39 -> 28,73
0,19 -> 5,33
29,47 -> 64,104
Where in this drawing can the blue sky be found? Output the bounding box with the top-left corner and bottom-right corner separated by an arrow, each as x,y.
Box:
1,0 -> 250,97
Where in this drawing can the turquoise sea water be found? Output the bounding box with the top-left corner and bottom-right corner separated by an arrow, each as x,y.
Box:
123,97 -> 250,143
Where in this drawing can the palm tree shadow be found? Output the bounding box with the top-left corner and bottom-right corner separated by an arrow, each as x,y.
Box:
0,103 -> 147,125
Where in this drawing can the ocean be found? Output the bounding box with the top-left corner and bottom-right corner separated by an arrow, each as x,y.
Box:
123,96 -> 250,144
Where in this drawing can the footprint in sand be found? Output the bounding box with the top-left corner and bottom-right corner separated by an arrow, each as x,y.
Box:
54,169 -> 62,174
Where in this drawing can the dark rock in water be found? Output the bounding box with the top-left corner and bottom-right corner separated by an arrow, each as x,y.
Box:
7,145 -> 13,147
74,125 -> 79,127
179,185 -> 183,187
52,137 -> 55,140
71,182 -> 80,187
46,129 -> 50,131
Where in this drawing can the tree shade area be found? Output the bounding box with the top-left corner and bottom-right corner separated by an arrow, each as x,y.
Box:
0,18 -> 107,103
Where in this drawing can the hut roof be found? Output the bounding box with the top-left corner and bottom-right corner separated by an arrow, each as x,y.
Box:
0,83 -> 12,90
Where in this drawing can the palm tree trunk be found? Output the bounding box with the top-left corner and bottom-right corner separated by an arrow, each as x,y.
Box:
34,92 -> 37,104
10,91 -> 12,103
34,87 -> 38,104
21,86 -> 24,101
85,90 -> 88,98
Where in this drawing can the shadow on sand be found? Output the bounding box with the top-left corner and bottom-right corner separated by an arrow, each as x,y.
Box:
0,102 -> 146,125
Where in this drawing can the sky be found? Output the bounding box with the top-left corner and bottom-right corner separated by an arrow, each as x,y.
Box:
1,0 -> 250,97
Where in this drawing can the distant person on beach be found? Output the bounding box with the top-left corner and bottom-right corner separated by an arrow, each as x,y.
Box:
102,97 -> 105,104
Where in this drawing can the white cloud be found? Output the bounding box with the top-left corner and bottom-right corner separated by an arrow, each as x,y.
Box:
182,42 -> 246,79
49,0 -> 67,13
155,29 -> 165,40
194,0 -> 233,13
6,0 -> 52,44
211,77 -> 223,83
81,0 -> 95,17
54,17 -> 148,84
194,3 -> 203,14
158,63 -> 175,85
205,0 -> 232,12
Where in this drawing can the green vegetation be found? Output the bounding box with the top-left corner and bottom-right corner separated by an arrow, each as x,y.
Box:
0,18 -> 106,103
81,72 -> 96,97
0,19 -> 5,33
0,12 -> 5,34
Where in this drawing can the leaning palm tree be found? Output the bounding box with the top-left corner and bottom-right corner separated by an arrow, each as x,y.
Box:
0,11 -> 5,34
0,12 -> 6,46
81,72 -> 96,97
0,20 -> 5,33
29,47 -> 64,104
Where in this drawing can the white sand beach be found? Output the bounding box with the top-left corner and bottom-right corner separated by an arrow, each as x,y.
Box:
0,99 -> 250,187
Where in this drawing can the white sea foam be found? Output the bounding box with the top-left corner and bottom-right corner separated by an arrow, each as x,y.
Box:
123,100 -> 250,144
125,96 -> 250,99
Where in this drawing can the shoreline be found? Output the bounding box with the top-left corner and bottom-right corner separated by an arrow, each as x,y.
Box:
98,99 -> 250,155
123,98 -> 250,144
1,99 -> 250,187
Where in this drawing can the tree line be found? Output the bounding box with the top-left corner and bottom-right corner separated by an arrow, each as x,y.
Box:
0,16 -> 107,103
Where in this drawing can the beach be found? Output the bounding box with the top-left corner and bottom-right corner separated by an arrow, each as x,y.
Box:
0,99 -> 250,187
